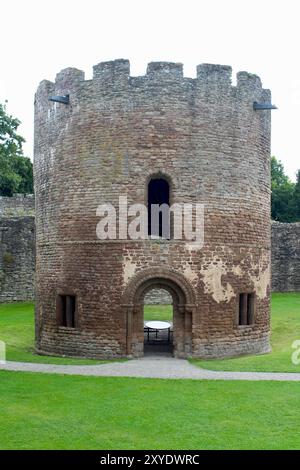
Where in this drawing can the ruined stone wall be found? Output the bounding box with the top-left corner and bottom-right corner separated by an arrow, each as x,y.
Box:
34,59 -> 272,359
0,195 -> 35,302
0,194 -> 35,217
144,288 -> 172,304
272,221 -> 300,292
0,217 -> 35,302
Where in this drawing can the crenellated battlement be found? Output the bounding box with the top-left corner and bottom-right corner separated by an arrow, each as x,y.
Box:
237,71 -> 262,94
93,59 -> 130,82
35,59 -> 270,106
146,61 -> 184,79
55,67 -> 85,89
196,63 -> 232,85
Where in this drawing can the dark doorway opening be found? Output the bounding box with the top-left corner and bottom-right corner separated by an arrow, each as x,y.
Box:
143,288 -> 173,356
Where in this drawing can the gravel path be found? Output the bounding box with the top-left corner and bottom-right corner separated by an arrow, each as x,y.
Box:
1,356 -> 300,381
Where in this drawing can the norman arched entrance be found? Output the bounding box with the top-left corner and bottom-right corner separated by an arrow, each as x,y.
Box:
122,269 -> 196,358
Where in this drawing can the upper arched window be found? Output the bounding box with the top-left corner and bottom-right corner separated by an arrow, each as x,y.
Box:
148,178 -> 170,238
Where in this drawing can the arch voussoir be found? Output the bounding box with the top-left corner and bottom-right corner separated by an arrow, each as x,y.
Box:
122,267 -> 196,307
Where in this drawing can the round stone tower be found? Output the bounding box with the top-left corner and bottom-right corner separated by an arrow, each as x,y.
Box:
34,59 -> 272,359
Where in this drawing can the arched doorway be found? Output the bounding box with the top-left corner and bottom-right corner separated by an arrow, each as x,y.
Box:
122,269 -> 196,358
143,286 -> 174,356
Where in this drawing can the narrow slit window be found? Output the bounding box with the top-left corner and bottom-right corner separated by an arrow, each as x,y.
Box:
57,295 -> 76,328
148,178 -> 170,238
238,293 -> 255,326
247,293 -> 255,325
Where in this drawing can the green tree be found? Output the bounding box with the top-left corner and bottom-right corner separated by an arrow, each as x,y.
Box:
291,170 -> 300,221
0,102 -> 33,196
271,156 -> 298,222
271,156 -> 291,188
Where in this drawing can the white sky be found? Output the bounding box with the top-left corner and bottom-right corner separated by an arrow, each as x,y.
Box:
0,0 -> 299,180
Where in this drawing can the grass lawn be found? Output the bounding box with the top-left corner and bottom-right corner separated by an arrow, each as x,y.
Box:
191,292 -> 300,373
0,302 -> 171,364
1,294 -> 300,371
144,304 -> 173,321
0,303 -> 116,365
0,370 -> 300,450
145,294 -> 300,373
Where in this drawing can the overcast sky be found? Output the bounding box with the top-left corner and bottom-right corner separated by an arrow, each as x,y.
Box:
1,0 -> 299,180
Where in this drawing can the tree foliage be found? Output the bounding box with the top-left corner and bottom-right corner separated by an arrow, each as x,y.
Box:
291,170 -> 300,221
271,156 -> 299,222
0,102 -> 33,196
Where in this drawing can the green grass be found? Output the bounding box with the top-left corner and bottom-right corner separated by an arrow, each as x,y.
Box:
0,301 -> 173,364
1,297 -> 300,450
192,292 -> 300,373
0,303 -> 113,365
1,294 -> 300,371
144,304 -> 173,321
0,371 -> 300,450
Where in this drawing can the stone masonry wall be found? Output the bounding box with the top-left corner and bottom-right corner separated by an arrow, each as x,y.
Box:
144,288 -> 172,304
0,194 -> 35,218
271,221 -> 300,291
0,195 -> 35,302
0,216 -> 35,302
